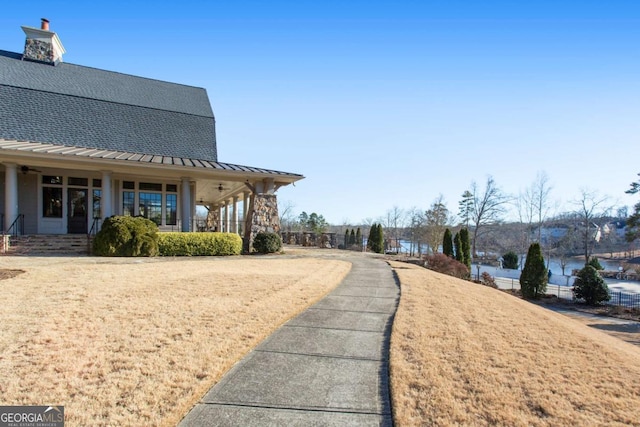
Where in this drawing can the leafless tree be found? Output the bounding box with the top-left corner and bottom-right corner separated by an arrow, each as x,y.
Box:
424,195 -> 453,256
467,176 -> 510,257
278,199 -> 297,231
381,206 -> 406,250
406,207 -> 426,256
573,189 -> 611,264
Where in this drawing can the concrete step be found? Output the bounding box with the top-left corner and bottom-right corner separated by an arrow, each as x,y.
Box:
7,235 -> 92,255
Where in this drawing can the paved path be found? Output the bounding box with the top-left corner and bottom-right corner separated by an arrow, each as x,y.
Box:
179,255 -> 399,426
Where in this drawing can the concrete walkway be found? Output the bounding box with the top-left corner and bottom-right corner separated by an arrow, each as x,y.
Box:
179,255 -> 399,427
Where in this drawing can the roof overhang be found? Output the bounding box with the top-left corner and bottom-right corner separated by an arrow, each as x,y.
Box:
0,139 -> 304,205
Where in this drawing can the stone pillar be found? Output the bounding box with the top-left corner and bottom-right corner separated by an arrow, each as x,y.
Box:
101,171 -> 112,219
232,195 -> 240,234
243,194 -> 280,253
181,177 -> 191,232
4,163 -> 18,231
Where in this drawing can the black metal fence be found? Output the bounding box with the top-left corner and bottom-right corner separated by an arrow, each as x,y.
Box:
493,277 -> 640,310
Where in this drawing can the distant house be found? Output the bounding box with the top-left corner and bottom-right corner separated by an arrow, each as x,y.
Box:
1,19 -> 302,244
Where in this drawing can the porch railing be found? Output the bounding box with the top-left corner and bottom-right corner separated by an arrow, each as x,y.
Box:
6,214 -> 24,237
89,217 -> 102,236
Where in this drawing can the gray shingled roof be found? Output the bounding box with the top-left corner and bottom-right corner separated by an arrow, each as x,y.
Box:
0,49 -> 218,161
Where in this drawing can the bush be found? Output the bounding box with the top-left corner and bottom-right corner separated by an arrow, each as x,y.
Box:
443,228 -> 454,257
520,243 -> 547,299
158,232 -> 242,256
588,256 -> 604,270
480,271 -> 498,288
253,232 -> 282,254
573,265 -> 610,305
424,253 -> 470,279
502,251 -> 519,269
93,215 -> 159,257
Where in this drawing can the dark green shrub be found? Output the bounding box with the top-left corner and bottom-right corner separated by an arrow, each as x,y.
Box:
502,251 -> 519,269
519,243 -> 547,299
460,228 -> 471,269
356,228 -> 362,246
158,232 -> 242,256
367,223 -> 384,254
587,256 -> 604,270
93,215 -> 159,257
253,232 -> 282,254
443,228 -> 454,257
573,265 -> 610,305
454,232 -> 463,262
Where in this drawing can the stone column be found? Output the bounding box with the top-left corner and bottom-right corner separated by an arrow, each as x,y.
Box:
4,163 -> 18,231
242,193 -> 280,253
101,171 -> 112,219
181,177 -> 191,232
232,195 -> 240,234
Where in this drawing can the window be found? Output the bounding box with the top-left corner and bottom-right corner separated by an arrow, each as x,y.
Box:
93,179 -> 102,188
166,184 -> 177,192
166,194 -> 177,225
42,187 -> 63,218
123,181 -> 135,190
68,177 -> 88,186
93,189 -> 102,219
123,191 -> 135,216
139,193 -> 162,225
42,175 -> 62,185
139,182 -> 162,191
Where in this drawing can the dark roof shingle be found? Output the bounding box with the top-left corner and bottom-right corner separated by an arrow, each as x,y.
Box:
0,49 -> 217,161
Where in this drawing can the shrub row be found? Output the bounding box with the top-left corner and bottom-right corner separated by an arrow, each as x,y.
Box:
158,232 -> 242,256
93,216 -> 242,257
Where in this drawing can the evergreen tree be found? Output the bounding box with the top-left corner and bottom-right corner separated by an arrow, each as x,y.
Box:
350,229 -> 356,245
345,229 -> 350,248
520,243 -> 548,299
460,228 -> 471,269
376,224 -> 385,254
356,227 -> 362,247
587,256 -> 604,270
368,223 -> 385,254
502,251 -> 519,269
366,224 -> 375,251
573,265 -> 610,305
454,231 -> 463,262
442,228 -> 454,257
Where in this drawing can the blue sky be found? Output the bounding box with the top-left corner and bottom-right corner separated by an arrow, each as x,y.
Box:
2,1 -> 639,224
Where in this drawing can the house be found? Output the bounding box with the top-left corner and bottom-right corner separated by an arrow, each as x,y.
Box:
1,19 -> 303,249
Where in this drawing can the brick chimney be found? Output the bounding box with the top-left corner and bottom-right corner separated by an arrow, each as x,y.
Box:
21,18 -> 66,65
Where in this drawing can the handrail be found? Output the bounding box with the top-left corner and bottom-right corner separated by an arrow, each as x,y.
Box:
6,214 -> 24,237
89,217 -> 101,237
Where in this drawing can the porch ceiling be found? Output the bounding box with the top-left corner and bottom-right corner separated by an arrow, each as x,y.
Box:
0,139 -> 303,205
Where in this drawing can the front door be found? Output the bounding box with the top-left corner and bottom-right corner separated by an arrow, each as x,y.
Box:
68,189 -> 88,234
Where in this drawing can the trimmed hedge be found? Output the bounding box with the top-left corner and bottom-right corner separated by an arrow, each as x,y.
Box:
253,232 -> 282,254
93,216 -> 159,257
158,232 -> 242,256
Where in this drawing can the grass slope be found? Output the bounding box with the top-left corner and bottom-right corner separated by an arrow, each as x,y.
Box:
0,256 -> 350,426
389,261 -> 640,427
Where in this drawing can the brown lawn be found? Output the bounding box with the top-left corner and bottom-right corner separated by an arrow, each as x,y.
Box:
389,261 -> 640,427
0,256 -> 350,426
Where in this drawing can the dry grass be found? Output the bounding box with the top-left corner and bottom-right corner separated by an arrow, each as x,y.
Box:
389,261 -> 640,427
0,256 -> 350,426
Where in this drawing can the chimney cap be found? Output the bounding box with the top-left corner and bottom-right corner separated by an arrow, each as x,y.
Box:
41,18 -> 50,31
